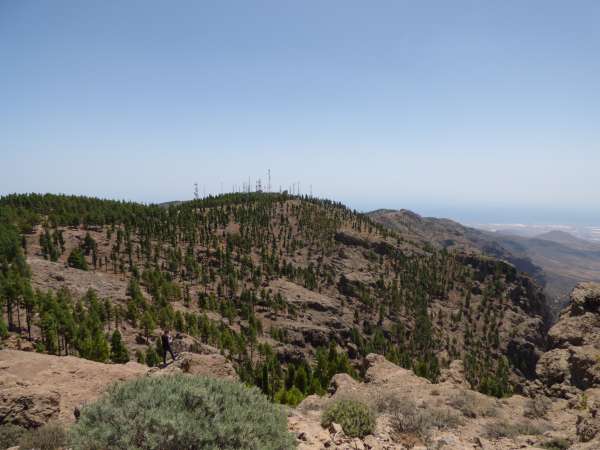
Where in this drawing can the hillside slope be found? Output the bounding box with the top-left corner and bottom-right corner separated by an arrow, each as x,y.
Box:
367,209 -> 545,282
368,209 -> 600,318
0,193 -> 548,401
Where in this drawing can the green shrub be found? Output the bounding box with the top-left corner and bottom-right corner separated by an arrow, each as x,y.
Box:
541,438 -> 571,450
0,424 -> 26,449
69,374 -> 296,450
135,349 -> 145,364
275,386 -> 305,407
109,330 -> 129,363
67,248 -> 88,270
145,346 -> 160,367
19,422 -> 67,450
0,317 -> 8,340
321,399 -> 376,438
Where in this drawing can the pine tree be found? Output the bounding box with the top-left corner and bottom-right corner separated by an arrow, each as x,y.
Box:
67,248 -> 88,270
140,311 -> 156,343
294,366 -> 308,394
110,330 -> 129,363
0,316 -> 8,340
145,347 -> 160,367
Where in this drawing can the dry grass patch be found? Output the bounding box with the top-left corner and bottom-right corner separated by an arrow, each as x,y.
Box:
384,397 -> 464,442
19,423 -> 67,450
484,419 -> 551,439
448,390 -> 498,418
524,395 -> 552,419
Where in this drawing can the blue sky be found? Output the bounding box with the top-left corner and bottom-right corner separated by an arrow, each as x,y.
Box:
1,1 -> 599,224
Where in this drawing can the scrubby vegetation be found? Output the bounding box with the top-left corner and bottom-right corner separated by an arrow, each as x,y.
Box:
524,395 -> 552,419
540,438 -> 571,450
321,399 -> 376,438
18,422 -> 67,450
484,419 -> 550,439
0,424 -> 26,450
0,422 -> 67,450
69,374 -> 295,450
448,390 -> 498,418
387,397 -> 464,441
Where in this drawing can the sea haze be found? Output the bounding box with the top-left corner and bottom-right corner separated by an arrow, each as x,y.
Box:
472,223 -> 600,242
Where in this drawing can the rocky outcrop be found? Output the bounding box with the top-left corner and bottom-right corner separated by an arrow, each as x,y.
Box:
1,348 -> 595,450
0,385 -> 60,429
0,349 -> 147,427
148,351 -> 238,381
537,283 -> 600,395
291,353 -> 581,450
570,388 -> 600,449
0,349 -> 237,430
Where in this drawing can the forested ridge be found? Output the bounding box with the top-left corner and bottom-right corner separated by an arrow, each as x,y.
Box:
0,192 -> 547,401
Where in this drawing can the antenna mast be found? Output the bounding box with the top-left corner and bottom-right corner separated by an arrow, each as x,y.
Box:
194,182 -> 199,200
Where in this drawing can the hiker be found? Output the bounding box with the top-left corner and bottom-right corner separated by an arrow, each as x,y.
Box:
161,329 -> 176,365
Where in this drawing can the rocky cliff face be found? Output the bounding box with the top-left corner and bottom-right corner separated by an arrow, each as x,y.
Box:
368,208 -> 600,320
536,283 -> 600,397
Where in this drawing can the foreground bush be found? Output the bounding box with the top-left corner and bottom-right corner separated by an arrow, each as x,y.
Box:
321,399 -> 376,438
19,423 -> 67,450
69,374 -> 296,450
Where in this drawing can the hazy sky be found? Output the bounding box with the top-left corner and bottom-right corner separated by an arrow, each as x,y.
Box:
1,1 -> 599,224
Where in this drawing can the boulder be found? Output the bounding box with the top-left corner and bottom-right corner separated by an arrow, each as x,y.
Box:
548,313 -> 600,348
148,352 -> 239,381
0,348 -> 238,430
569,346 -> 600,389
439,360 -> 469,387
0,349 -> 147,427
536,348 -> 571,387
328,373 -> 359,394
0,385 -> 60,428
178,352 -> 238,380
571,283 -> 600,315
538,283 -> 600,393
364,353 -> 429,386
577,399 -> 600,443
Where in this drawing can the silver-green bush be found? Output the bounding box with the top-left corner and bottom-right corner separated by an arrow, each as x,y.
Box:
69,374 -> 296,450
